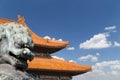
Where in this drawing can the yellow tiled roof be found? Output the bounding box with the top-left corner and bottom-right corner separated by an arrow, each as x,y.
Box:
28,57 -> 91,75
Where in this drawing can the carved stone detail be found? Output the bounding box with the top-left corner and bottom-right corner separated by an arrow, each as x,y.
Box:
0,22 -> 39,80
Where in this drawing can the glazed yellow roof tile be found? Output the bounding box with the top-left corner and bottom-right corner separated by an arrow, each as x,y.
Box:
28,57 -> 91,73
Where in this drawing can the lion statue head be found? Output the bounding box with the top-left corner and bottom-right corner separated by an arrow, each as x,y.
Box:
0,22 -> 34,70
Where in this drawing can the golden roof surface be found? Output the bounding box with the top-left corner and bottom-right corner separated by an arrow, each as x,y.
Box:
28,57 -> 91,76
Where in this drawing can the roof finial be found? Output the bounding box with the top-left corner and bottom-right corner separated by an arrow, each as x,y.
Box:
17,15 -> 27,27
17,15 -> 25,24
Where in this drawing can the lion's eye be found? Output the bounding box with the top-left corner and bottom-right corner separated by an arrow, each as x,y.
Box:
14,42 -> 22,48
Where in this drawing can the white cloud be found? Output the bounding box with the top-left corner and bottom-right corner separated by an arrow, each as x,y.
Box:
66,47 -> 75,51
52,56 -> 65,60
73,60 -> 120,80
96,53 -> 100,56
57,39 -> 63,41
111,71 -> 119,76
52,38 -> 56,40
80,33 -> 112,49
44,36 -> 63,41
69,60 -> 76,63
111,64 -> 120,70
78,53 -> 99,62
52,56 -> 76,63
114,41 -> 120,47
105,26 -> 116,31
44,36 -> 51,40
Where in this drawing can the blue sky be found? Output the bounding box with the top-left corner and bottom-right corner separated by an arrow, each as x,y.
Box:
1,0 -> 120,80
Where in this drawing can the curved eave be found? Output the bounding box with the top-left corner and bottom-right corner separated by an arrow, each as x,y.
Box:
28,68 -> 91,76
33,45 -> 66,53
0,16 -> 69,53
28,57 -> 91,76
28,27 -> 69,53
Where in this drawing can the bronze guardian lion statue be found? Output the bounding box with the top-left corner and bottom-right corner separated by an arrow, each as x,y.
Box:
0,22 -> 38,80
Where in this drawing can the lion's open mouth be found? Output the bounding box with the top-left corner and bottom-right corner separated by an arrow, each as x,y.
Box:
9,52 -> 27,61
9,52 -> 28,70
